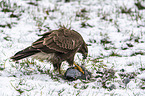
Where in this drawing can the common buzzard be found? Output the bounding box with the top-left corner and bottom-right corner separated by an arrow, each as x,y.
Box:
11,27 -> 88,74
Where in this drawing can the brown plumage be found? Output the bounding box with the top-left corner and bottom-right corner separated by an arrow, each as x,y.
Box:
11,27 -> 88,73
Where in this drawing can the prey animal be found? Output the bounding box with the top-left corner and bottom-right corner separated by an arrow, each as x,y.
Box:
11,27 -> 88,74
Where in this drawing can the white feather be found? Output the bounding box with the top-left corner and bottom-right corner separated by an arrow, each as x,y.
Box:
32,52 -> 55,61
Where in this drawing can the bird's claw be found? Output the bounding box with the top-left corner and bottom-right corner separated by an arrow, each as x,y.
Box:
73,62 -> 84,74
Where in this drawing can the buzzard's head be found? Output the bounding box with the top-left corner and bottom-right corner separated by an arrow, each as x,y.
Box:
78,42 -> 88,59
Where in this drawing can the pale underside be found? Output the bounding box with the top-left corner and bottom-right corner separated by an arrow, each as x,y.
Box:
32,52 -> 55,61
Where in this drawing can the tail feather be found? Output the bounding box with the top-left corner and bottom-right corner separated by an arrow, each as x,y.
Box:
11,46 -> 40,60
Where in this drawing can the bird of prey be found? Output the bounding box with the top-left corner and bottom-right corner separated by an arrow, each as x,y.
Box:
11,27 -> 88,74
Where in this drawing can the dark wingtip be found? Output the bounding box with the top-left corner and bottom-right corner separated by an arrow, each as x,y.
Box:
10,56 -> 18,61
10,56 -> 14,59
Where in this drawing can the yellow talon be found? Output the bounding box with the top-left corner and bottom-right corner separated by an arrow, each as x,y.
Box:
74,67 -> 77,69
73,62 -> 84,74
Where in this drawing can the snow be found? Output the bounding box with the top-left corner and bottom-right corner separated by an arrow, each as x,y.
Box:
0,0 -> 145,95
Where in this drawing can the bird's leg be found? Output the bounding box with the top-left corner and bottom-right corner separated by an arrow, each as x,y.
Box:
73,62 -> 84,74
53,63 -> 61,74
58,64 -> 61,74
67,58 -> 84,74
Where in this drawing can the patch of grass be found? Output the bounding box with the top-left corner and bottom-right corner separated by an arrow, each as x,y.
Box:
91,61 -> 106,69
34,16 -> 47,27
27,2 -> 38,6
0,22 -> 17,29
130,51 -> 144,56
134,37 -> 140,43
126,43 -> 134,47
135,1 -> 145,10
120,6 -> 132,14
3,35 -> 12,41
104,46 -> 117,50
80,21 -> 94,28
99,11 -> 113,22
35,64 -> 62,81
139,68 -> 145,71
10,79 -> 34,95
129,35 -> 141,43
118,71 -> 138,79
76,11 -> 86,18
32,12 -> 50,32
80,8 -> 87,13
64,0 -> 71,2
109,51 -> 122,57
140,84 -> 145,89
0,63 -> 5,70
114,20 -> 121,32
1,8 -> 14,12
138,78 -> 145,89
100,38 -> 112,45
90,58 -> 103,63
0,1 -> 24,13
73,83 -> 89,90
75,8 -> 90,21
88,39 -> 97,43
127,63 -> 134,66
10,59 -> 37,75
0,0 -> 11,11
58,88 -> 65,96
0,1 -> 24,30
9,13 -> 22,19
0,59 -> 7,70
130,10 -> 143,22
95,68 -> 116,89
80,84 -> 89,89
11,58 -> 62,82
121,47 -> 128,50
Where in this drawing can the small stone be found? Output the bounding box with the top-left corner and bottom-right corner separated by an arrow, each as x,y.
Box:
123,78 -> 131,86
109,84 -> 116,91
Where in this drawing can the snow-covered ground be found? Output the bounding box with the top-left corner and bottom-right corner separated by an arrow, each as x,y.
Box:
0,0 -> 145,95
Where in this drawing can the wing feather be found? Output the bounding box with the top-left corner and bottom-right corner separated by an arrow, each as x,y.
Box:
31,28 -> 83,54
51,29 -> 83,50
